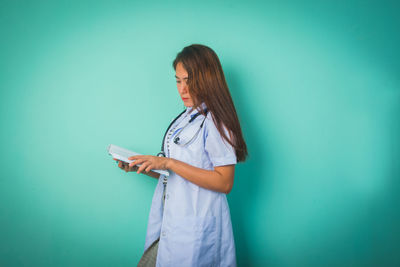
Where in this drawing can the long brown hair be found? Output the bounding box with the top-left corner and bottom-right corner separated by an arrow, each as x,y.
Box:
173,44 -> 248,162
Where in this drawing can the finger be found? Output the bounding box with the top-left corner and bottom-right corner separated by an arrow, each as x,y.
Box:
137,162 -> 151,174
129,159 -> 145,168
145,165 -> 153,173
119,162 -> 126,169
129,155 -> 152,161
128,155 -> 146,161
129,164 -> 138,172
125,163 -> 129,172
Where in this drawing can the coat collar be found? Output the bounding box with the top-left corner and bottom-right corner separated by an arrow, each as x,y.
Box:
187,102 -> 207,115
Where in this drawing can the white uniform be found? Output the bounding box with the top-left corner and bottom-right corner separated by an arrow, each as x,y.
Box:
143,103 -> 237,267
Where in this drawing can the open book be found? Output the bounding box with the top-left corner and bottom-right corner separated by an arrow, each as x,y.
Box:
107,144 -> 169,176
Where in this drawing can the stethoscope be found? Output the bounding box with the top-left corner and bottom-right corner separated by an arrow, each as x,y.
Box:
156,108 -> 207,208
157,108 -> 208,158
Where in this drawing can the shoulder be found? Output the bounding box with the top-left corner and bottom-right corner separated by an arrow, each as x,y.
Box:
204,111 -> 233,145
204,110 -> 214,125
203,111 -> 237,166
204,111 -> 218,135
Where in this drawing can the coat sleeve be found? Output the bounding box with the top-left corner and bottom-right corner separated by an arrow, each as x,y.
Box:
204,113 -> 237,167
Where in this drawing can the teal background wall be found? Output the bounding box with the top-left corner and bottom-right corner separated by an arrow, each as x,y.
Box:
1,0 -> 399,266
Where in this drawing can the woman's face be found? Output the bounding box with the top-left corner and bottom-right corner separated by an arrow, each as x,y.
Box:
175,62 -> 194,107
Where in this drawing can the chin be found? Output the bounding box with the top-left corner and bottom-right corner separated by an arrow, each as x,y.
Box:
183,102 -> 194,107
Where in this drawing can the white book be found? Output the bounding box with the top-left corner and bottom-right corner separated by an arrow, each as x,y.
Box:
107,144 -> 169,176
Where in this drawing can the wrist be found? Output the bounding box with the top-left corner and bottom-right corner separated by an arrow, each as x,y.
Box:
165,158 -> 174,169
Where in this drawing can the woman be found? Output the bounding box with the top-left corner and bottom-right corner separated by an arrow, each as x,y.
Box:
116,44 -> 247,266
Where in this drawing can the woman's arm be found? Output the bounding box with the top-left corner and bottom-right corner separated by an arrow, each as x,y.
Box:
167,158 -> 235,194
127,155 -> 235,194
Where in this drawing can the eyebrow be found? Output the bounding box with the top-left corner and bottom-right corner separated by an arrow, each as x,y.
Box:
175,75 -> 188,80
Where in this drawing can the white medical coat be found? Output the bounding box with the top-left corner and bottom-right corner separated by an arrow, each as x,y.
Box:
143,103 -> 237,267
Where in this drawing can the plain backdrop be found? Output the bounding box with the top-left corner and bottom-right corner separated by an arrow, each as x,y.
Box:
1,0 -> 399,266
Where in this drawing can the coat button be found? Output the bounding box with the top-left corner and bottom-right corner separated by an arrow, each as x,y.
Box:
166,194 -> 169,199
162,231 -> 166,237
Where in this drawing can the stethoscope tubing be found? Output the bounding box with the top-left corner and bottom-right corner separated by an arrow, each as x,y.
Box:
157,108 -> 208,157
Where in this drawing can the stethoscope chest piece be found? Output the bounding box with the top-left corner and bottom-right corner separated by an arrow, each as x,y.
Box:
173,137 -> 180,144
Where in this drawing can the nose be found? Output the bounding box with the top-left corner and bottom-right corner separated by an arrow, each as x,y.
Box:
178,82 -> 188,95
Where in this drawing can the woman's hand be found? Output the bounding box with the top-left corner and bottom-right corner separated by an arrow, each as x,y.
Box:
113,158 -> 138,172
128,155 -> 169,174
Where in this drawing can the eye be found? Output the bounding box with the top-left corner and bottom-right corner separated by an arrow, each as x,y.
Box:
176,80 -> 181,83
